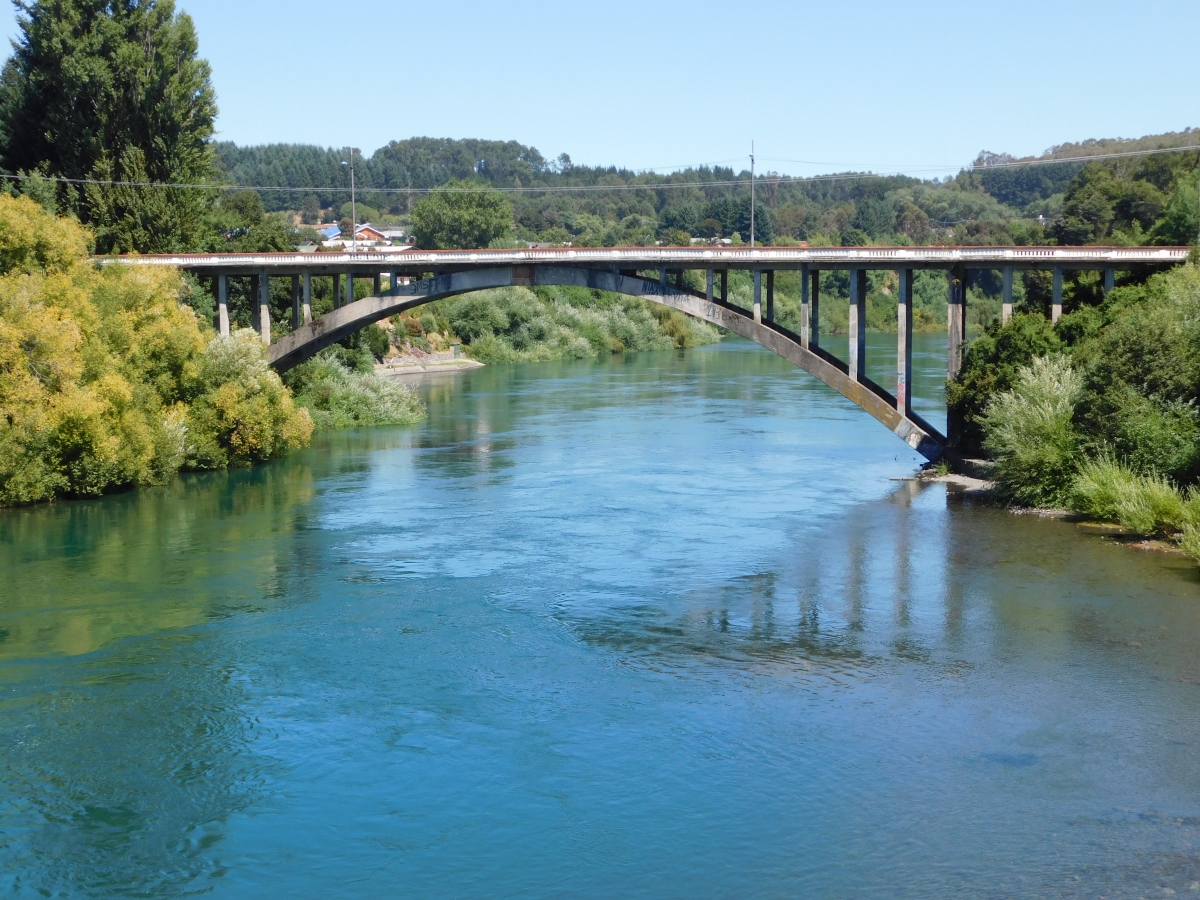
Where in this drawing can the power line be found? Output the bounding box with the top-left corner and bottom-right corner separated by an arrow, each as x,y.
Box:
4,142 -> 1198,197
969,144 -> 1200,170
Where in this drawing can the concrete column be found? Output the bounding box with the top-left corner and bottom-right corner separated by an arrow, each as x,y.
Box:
947,267 -> 965,380
258,269 -> 271,346
1001,266 -> 1014,324
897,269 -> 913,415
705,268 -> 714,302
332,272 -> 341,309
390,270 -> 400,296
1052,267 -> 1063,323
674,270 -> 683,289
345,270 -> 355,306
373,273 -> 382,296
766,270 -> 775,323
720,269 -> 728,303
752,270 -> 762,323
800,264 -> 811,348
249,274 -> 259,332
217,273 -> 229,337
1104,268 -> 1115,294
849,268 -> 867,382
659,268 -> 668,288
810,269 -> 820,349
291,275 -> 301,330
302,273 -> 312,324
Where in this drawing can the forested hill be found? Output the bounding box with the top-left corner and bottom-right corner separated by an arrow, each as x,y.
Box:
216,129 -> 1200,249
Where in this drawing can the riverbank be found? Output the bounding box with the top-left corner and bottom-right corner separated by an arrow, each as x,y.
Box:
377,352 -> 484,377
917,465 -> 1198,561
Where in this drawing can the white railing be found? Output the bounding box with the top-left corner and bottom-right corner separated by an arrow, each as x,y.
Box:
98,245 -> 1193,271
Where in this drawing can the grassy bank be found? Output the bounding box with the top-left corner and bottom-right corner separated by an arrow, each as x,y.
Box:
419,285 -> 720,364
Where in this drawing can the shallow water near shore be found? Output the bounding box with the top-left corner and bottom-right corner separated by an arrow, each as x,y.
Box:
3,334 -> 1200,898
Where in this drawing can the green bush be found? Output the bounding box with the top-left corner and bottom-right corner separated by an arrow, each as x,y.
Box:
0,196 -> 314,503
286,350 -> 425,430
981,356 -> 1082,508
947,313 -> 1061,454
432,285 -> 720,363
185,330 -> 314,469
1072,265 -> 1200,483
1070,457 -> 1184,536
364,323 -> 391,360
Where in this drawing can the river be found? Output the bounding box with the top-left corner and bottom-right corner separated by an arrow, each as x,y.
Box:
3,335 -> 1200,898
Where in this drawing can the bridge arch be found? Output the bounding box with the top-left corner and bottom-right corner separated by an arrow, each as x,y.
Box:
267,266 -> 947,461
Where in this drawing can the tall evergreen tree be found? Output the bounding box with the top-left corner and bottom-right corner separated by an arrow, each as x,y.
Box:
0,0 -> 218,252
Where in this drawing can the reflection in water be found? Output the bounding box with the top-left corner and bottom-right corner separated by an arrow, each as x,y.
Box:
2,336 -> 1200,898
0,463 -> 318,660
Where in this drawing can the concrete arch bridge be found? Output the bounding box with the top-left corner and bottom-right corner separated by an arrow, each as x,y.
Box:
110,246 -> 1191,463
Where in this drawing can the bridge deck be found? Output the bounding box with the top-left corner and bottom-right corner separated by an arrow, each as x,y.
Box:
100,245 -> 1191,275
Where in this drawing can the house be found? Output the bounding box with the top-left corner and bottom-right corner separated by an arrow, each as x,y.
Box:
354,223 -> 388,243
317,224 -> 341,240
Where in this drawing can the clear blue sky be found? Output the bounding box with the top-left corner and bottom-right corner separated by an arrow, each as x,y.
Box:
0,0 -> 1196,176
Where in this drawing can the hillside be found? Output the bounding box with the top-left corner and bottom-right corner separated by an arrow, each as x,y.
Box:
216,129 -> 1199,251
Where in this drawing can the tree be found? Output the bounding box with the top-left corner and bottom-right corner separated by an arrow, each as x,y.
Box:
410,180 -> 513,249
0,0 -> 218,252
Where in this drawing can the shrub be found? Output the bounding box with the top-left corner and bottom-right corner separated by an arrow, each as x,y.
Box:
1071,457 -> 1184,536
980,356 -> 1082,508
364,323 -> 391,360
433,285 -> 720,363
0,196 -> 307,503
286,349 -> 425,430
947,312 -> 1061,454
185,330 -> 313,468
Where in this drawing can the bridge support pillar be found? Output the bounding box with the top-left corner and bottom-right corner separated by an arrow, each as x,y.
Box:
1052,267 -> 1063,323
217,274 -> 229,337
390,270 -> 400,296
849,268 -> 867,382
291,275 -> 301,329
720,269 -> 728,304
1002,266 -> 1014,323
947,267 -> 965,381
800,265 -> 811,347
753,270 -> 762,324
1104,268 -> 1115,294
897,269 -> 913,415
810,268 -> 821,349
705,269 -> 714,302
258,269 -> 271,346
302,273 -> 312,324
344,270 -> 354,307
332,272 -> 341,309
766,270 -> 775,323
659,268 -> 668,289
373,273 -> 382,296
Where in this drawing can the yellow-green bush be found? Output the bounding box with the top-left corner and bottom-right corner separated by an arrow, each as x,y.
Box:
0,195 -> 312,505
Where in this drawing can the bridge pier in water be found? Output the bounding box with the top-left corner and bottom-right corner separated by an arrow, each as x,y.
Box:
897,269 -> 914,416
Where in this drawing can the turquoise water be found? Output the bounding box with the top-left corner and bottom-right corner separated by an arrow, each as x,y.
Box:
3,336 -> 1200,898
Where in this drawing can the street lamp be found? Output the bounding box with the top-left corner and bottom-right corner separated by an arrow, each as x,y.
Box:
341,149 -> 357,252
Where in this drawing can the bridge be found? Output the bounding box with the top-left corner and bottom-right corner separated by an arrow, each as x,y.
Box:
108,246 -> 1192,462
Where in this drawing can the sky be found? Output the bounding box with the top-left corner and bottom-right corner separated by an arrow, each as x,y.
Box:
0,0 -> 1197,177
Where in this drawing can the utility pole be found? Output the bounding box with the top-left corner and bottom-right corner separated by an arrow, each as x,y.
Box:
342,148 -> 357,252
750,140 -> 756,248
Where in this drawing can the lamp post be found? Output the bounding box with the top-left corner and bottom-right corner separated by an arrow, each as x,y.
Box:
341,149 -> 357,252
